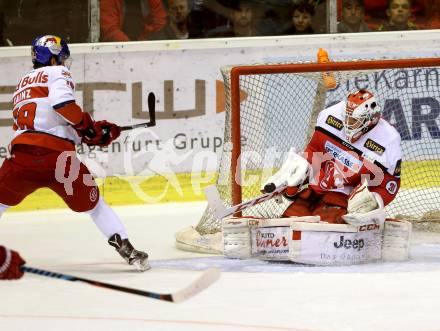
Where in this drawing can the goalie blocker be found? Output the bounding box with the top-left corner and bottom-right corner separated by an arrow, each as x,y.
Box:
222,213 -> 412,265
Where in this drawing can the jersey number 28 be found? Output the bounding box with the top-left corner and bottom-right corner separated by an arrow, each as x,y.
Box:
13,102 -> 37,130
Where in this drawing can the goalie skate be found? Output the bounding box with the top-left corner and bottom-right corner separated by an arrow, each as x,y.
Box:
108,234 -> 150,271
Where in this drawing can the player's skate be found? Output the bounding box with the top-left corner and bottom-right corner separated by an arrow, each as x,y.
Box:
108,234 -> 150,271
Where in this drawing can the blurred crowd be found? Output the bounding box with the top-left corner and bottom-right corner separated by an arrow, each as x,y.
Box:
0,0 -> 439,46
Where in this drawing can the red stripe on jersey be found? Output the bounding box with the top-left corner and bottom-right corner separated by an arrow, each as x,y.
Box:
11,132 -> 75,152
30,86 -> 49,98
54,102 -> 83,125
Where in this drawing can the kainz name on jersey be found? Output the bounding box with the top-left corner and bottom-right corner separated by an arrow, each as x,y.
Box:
324,141 -> 362,171
325,115 -> 344,131
364,139 -> 385,155
12,89 -> 31,106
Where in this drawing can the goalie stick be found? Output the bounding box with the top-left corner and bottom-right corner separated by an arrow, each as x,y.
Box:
120,92 -> 157,131
21,266 -> 220,303
205,184 -> 298,219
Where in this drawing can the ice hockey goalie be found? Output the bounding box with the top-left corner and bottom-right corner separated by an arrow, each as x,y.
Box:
222,89 -> 412,265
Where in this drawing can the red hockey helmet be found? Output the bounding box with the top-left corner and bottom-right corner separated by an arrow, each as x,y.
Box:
343,89 -> 381,143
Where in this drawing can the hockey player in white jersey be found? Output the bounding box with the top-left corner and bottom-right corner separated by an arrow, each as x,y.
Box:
0,35 -> 149,271
263,89 -> 402,225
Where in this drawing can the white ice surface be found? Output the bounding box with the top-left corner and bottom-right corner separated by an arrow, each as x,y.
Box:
1,202 -> 440,331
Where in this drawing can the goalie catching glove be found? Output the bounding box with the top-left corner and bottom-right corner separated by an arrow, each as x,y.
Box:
342,180 -> 385,226
261,149 -> 310,198
74,112 -> 121,147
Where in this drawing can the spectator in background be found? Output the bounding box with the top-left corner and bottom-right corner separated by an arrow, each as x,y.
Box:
338,0 -> 371,32
193,0 -> 237,36
421,0 -> 440,29
312,1 -> 328,33
149,0 -> 203,40
1,1 -> 88,45
182,0 -> 285,38
377,0 -> 417,31
284,1 -> 315,35
206,1 -> 260,38
359,0 -> 423,20
100,0 -> 167,41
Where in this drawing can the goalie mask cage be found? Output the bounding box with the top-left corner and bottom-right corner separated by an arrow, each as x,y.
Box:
175,57 -> 440,254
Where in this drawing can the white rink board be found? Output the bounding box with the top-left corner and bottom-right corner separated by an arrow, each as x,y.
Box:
0,31 -> 439,177
1,202 -> 440,331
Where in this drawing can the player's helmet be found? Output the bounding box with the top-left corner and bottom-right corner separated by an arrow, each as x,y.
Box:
343,89 -> 381,143
31,35 -> 70,67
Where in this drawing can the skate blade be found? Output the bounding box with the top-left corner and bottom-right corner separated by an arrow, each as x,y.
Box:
132,260 -> 151,272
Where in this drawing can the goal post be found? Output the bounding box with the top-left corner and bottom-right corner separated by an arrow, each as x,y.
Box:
175,55 -> 440,254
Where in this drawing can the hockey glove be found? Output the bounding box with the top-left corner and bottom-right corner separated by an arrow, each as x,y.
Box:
342,180 -> 385,226
346,180 -> 384,214
261,149 -> 310,198
86,120 -> 121,147
0,246 -> 26,280
74,113 -> 121,147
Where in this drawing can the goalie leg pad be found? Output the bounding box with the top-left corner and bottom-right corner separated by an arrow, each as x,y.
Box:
222,218 -> 252,259
252,217 -> 319,261
252,224 -> 290,261
382,219 -> 412,262
223,217 -> 305,261
289,221 -> 383,265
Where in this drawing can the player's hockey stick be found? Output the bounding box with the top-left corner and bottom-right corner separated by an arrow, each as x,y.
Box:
21,266 -> 220,303
205,184 -> 296,219
120,92 -> 156,131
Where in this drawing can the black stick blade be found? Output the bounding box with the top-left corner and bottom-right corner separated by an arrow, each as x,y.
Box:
147,92 -> 156,127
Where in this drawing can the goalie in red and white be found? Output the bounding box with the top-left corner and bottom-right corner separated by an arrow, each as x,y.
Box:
266,88 -> 402,226
223,89 -> 411,264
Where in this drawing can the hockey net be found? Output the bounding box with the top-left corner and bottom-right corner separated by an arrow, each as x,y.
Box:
175,56 -> 440,254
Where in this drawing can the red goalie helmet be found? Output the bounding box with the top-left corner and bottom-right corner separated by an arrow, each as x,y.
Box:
343,89 -> 381,143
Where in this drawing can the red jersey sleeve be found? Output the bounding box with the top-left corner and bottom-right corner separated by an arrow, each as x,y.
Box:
360,159 -> 401,206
